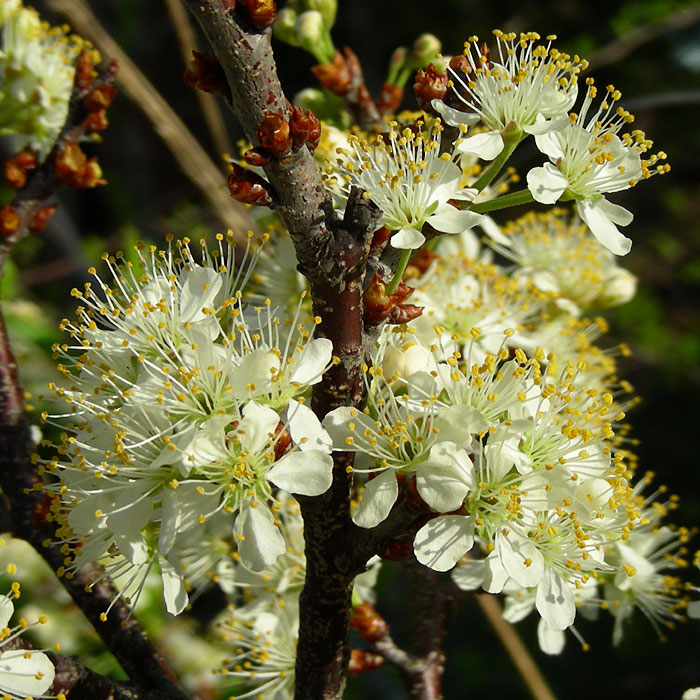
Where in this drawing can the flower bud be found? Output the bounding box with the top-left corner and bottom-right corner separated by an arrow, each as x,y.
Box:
184,50 -> 229,97
348,650 -> 385,677
601,268 -> 637,307
382,339 -> 433,380
273,8 -> 299,46
29,205 -> 57,233
349,602 -> 389,642
84,85 -> 116,111
301,0 -> 336,26
226,163 -> 274,206
0,205 -> 20,237
294,10 -> 324,53
242,0 -> 277,30
311,50 -> 351,95
257,112 -> 291,155
411,33 -> 441,64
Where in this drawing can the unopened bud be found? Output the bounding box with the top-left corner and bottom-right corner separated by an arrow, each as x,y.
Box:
5,160 -> 26,189
257,113 -> 291,155
29,205 -> 58,233
242,0 -> 277,30
413,64 -> 448,111
311,50 -> 351,95
377,83 -> 403,115
349,602 -> 389,642
84,85 -> 116,111
295,10 -> 324,52
273,8 -> 299,46
85,110 -> 109,132
184,51 -> 229,97
412,33 -> 441,63
226,163 -> 274,206
348,650 -> 385,677
0,206 -> 20,237
302,0 -> 336,26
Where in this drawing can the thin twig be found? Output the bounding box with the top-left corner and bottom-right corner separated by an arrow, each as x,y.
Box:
162,0 -> 233,156
46,0 -> 255,236
585,5 -> 700,72
475,593 -> 557,700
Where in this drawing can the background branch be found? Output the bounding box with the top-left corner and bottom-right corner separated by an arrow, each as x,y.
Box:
46,0 -> 254,236
162,0 -> 233,156
475,593 -> 557,700
585,5 -> 700,71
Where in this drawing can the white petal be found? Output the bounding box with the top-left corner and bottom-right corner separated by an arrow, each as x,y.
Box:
535,569 -> 576,630
577,200 -> 632,256
391,226 -> 425,249
267,450 -> 333,496
427,207 -> 484,234
322,406 -> 361,448
482,550 -> 509,593
413,515 -> 474,571
0,650 -> 55,697
497,532 -> 544,588
416,442 -> 473,512
451,559 -> 485,591
179,266 -> 222,323
160,555 -> 188,615
433,404 -> 487,443
0,596 -> 14,629
230,349 -> 279,397
352,470 -> 398,528
431,100 -> 480,127
524,116 -> 569,136
479,215 -> 510,245
290,338 -> 333,385
534,130 -> 564,160
537,618 -> 566,655
234,503 -> 286,572
455,131 -> 504,160
503,591 -> 536,623
595,197 -> 634,226
526,164 -> 567,204
287,399 -> 332,452
239,402 -> 280,454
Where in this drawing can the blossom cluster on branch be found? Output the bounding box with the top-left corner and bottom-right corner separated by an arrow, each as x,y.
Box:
0,3 -> 698,700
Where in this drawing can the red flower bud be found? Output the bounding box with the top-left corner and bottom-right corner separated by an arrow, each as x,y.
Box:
404,247 -> 436,279
242,0 -> 277,30
5,160 -> 26,189
243,147 -> 271,167
312,51 -> 351,95
386,303 -> 423,325
84,84 -> 116,111
0,206 -> 20,237
75,50 -> 95,93
349,602 -> 389,642
184,51 -> 229,97
221,0 -> 236,8
226,163 -> 273,206
414,64 -> 448,112
377,83 -> 404,115
14,148 -> 37,171
29,205 -> 58,233
364,272 -> 415,326
348,650 -> 385,677
257,113 -> 291,156
288,105 -> 322,152
55,143 -> 106,188
273,422 -> 292,460
85,110 -> 109,132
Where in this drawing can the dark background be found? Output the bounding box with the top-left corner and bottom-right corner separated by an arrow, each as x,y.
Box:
7,0 -> 700,697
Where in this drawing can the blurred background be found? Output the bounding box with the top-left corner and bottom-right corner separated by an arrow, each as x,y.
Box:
2,0 -> 700,698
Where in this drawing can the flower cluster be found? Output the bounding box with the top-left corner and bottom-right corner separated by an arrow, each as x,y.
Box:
0,0 -> 88,156
41,233 -> 335,614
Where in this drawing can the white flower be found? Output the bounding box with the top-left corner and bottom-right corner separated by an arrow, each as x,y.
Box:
325,116 -> 483,249
0,1 -> 86,155
433,30 -> 585,154
526,79 -> 669,255
218,602 -> 297,700
484,209 -> 638,313
0,587 -> 55,700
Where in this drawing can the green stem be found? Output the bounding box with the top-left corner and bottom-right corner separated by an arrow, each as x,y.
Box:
471,126 -> 524,193
468,188 -> 535,213
385,248 -> 412,295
